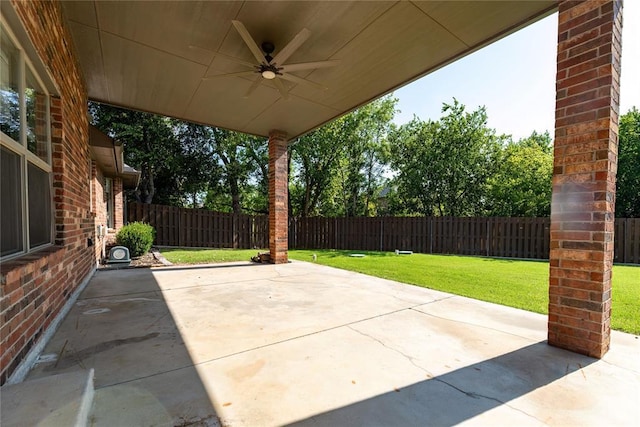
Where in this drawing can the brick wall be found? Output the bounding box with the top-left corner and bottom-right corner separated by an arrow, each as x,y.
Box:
91,161 -> 108,261
114,178 -> 124,230
1,1 -> 96,384
268,130 -> 289,264
549,0 -> 622,358
91,161 -> 108,228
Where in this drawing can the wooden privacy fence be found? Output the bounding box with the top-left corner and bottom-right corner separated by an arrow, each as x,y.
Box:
290,216 -> 640,263
614,218 -> 640,264
128,203 -> 640,263
128,202 -> 267,249
290,216 -> 551,259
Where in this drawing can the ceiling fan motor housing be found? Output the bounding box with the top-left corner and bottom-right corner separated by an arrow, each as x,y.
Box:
261,41 -> 275,62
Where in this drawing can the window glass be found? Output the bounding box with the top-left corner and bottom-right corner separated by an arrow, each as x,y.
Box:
25,66 -> 48,162
0,20 -> 53,259
0,24 -> 21,143
28,162 -> 51,248
1,146 -> 24,256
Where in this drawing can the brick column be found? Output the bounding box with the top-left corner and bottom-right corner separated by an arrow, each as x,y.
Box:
268,130 -> 288,264
549,0 -> 622,358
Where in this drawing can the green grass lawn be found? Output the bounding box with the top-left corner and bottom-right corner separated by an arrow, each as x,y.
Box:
159,247 -> 639,334
160,248 -> 266,264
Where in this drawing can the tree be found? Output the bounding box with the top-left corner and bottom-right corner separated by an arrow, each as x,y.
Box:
172,121 -> 221,207
201,128 -> 268,215
89,103 -> 179,204
389,100 -> 503,216
616,108 -> 640,217
487,131 -> 553,217
90,103 -> 269,212
290,121 -> 344,217
241,135 -> 269,214
290,96 -> 397,217
337,96 -> 396,217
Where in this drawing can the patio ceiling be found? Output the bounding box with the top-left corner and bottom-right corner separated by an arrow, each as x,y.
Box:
61,1 -> 556,139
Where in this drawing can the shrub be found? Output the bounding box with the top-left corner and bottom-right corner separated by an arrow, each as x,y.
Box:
116,222 -> 156,257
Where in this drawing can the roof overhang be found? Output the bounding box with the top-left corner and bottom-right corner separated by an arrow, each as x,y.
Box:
62,1 -> 557,139
89,125 -> 140,189
120,164 -> 141,189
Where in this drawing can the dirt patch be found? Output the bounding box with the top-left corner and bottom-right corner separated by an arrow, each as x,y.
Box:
129,251 -> 164,267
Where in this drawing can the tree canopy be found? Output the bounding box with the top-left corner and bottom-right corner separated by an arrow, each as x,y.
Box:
389,100 -> 505,216
487,131 -> 553,217
89,103 -> 182,205
89,100 -> 639,218
616,108 -> 640,217
289,96 -> 396,217
89,103 -> 266,212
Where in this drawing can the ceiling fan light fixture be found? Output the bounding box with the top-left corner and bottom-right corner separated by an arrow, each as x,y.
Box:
230,20 -> 339,99
261,70 -> 276,80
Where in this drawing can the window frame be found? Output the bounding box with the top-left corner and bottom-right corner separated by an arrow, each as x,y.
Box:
1,17 -> 53,261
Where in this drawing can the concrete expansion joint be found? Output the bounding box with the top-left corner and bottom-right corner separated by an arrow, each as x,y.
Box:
408,306 -> 539,344
347,325 -> 546,425
597,356 -> 640,375
104,305 -> 435,387
415,295 -> 456,305
96,361 -> 199,390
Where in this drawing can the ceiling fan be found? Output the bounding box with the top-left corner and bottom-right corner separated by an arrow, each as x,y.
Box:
205,20 -> 339,99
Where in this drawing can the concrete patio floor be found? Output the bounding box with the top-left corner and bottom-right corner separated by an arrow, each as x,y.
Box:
21,261 -> 640,426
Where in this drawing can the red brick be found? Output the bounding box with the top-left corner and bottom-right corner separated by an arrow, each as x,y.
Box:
550,285 -> 590,300
551,0 -> 618,363
268,130 -> 289,264
557,68 -> 599,92
1,1 -> 98,384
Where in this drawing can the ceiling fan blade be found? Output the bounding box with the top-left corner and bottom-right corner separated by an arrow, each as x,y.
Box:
273,78 -> 290,100
279,73 -> 327,91
244,77 -> 262,98
203,70 -> 256,80
280,60 -> 340,73
189,46 -> 258,68
232,20 -> 267,65
272,28 -> 311,65
213,52 -> 257,68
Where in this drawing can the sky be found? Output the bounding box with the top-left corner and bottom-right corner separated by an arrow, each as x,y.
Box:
393,2 -> 640,140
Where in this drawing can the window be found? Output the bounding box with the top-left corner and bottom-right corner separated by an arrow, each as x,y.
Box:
105,177 -> 114,228
0,20 -> 52,259
1,146 -> 23,257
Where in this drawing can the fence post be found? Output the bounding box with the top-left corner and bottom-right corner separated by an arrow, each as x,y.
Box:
292,217 -> 296,249
486,218 -> 490,257
623,218 -> 627,264
178,208 -> 183,247
428,217 -> 433,254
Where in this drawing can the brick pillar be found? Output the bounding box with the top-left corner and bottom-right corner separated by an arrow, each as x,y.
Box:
268,130 -> 288,264
549,0 -> 622,358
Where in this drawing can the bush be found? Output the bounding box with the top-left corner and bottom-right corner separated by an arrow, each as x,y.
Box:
116,222 -> 156,257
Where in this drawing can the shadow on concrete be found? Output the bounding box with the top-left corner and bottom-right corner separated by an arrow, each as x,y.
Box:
287,342 -> 596,427
26,267 -> 221,426
153,261 -> 269,272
